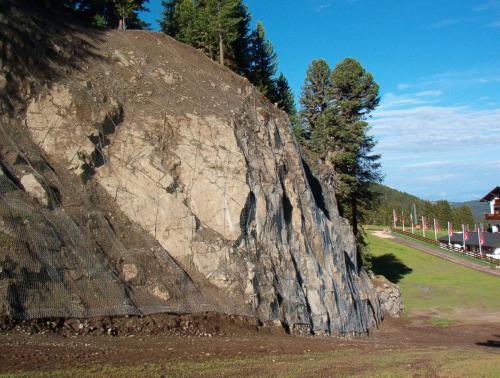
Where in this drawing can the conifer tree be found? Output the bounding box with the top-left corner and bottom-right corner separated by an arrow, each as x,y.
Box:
160,0 -> 180,35
229,2 -> 252,76
299,57 -> 381,263
299,59 -> 331,131
174,0 -> 201,45
202,0 -> 244,65
113,0 -> 138,29
161,1 -> 250,68
33,0 -> 149,29
248,21 -> 278,102
274,73 -> 296,115
434,200 -> 453,227
326,58 -> 381,240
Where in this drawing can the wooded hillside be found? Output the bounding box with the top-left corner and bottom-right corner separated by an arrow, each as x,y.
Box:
365,184 -> 475,228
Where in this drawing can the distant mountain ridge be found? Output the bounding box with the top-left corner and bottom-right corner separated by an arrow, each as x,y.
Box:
450,201 -> 488,223
366,184 -> 478,225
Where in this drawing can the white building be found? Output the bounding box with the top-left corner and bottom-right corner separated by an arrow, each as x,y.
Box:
481,186 -> 500,233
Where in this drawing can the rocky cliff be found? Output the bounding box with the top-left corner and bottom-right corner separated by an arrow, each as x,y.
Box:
0,2 -> 382,335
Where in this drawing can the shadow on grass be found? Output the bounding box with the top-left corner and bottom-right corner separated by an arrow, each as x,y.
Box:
371,253 -> 413,283
477,335 -> 500,348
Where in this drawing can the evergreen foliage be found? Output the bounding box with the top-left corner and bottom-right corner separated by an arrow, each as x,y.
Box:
247,21 -> 278,102
299,59 -> 331,131
28,0 -> 149,29
297,58 -> 382,266
299,58 -> 381,242
366,183 -> 476,228
160,2 -> 293,108
161,0 -> 250,67
274,73 -> 296,115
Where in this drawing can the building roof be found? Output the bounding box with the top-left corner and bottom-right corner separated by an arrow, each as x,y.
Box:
438,232 -> 500,248
480,186 -> 500,202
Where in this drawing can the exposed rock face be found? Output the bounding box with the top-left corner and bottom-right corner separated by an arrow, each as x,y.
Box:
0,4 -> 382,335
371,274 -> 403,318
20,173 -> 49,207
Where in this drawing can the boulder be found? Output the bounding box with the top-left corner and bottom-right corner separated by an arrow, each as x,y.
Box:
371,273 -> 403,318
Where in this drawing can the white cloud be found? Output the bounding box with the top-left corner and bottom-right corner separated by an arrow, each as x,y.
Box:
371,104 -> 500,201
414,90 -> 443,97
487,20 -> 500,27
394,70 -> 500,91
473,1 -> 500,12
379,92 -> 440,109
315,4 -> 332,11
428,18 -> 461,29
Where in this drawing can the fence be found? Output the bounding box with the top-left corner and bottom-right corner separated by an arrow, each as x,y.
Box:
391,228 -> 500,267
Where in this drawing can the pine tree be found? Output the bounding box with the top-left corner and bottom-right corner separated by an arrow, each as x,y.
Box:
160,0 -> 181,35
327,58 -> 381,240
299,59 -> 331,132
248,21 -> 278,101
113,0 -> 137,29
34,0 -> 150,29
202,0 -> 245,65
173,0 -> 201,45
161,0 -> 249,68
299,57 -> 381,262
452,205 -> 474,227
434,200 -> 453,227
274,73 -> 296,115
229,2 -> 252,76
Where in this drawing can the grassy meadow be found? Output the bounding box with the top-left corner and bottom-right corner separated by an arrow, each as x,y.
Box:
368,233 -> 500,323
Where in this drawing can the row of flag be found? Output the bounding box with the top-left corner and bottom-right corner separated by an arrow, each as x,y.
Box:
392,209 -> 486,251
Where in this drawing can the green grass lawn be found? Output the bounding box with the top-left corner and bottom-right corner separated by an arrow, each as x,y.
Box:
391,231 -> 497,269
368,234 -> 500,323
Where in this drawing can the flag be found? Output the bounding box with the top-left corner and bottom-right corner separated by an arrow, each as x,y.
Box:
410,213 -> 414,225
412,203 -> 417,225
448,222 -> 453,237
479,230 -> 485,246
462,224 -> 468,251
463,228 -> 469,241
435,220 -> 439,232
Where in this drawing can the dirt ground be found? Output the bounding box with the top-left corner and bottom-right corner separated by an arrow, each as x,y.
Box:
1,317 -> 499,377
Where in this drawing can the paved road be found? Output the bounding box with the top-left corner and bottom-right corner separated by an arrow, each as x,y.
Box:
382,232 -> 500,278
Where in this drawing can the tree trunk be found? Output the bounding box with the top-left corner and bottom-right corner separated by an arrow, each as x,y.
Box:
118,18 -> 123,30
122,16 -> 126,30
219,32 -> 224,65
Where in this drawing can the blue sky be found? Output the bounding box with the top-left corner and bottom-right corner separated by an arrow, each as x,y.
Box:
140,0 -> 500,202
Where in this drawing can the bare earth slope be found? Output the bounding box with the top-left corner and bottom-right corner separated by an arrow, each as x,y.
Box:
0,2 -> 381,335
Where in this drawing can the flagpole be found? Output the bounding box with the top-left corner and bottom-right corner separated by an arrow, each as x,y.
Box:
402,211 -> 405,231
434,219 -> 437,241
422,216 -> 425,237
448,221 -> 451,245
462,224 -> 466,251
411,213 -> 414,234
478,228 -> 482,255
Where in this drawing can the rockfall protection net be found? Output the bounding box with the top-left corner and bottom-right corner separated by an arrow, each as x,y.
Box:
0,30 -> 285,321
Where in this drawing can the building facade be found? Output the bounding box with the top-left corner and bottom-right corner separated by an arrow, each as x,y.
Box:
481,186 -> 500,233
